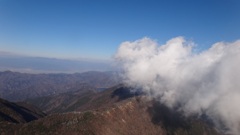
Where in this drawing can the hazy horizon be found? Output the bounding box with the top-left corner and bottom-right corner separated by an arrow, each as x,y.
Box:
0,51 -> 114,73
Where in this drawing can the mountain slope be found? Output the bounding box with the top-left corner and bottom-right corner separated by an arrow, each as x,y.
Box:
0,86 -> 223,135
0,96 -> 222,135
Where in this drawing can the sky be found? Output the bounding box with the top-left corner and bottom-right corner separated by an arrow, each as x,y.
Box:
0,0 -> 239,60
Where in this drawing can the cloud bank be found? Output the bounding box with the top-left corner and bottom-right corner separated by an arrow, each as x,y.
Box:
115,37 -> 240,134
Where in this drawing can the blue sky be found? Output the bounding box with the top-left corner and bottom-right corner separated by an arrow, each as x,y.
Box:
0,0 -> 239,60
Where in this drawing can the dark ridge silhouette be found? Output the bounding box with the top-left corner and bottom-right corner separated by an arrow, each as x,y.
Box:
2,102 -> 39,122
0,98 -> 45,123
0,111 -> 18,123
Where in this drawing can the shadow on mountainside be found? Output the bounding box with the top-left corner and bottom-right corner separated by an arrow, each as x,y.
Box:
111,86 -> 142,101
147,101 -> 190,134
147,100 -> 222,135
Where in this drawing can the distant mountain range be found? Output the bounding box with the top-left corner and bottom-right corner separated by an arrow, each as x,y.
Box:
0,52 -> 114,73
0,71 -> 120,101
0,85 -> 223,135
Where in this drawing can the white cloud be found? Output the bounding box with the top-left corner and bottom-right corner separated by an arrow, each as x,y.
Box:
115,37 -> 240,135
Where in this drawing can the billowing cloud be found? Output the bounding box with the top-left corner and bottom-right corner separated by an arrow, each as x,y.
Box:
115,37 -> 240,135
